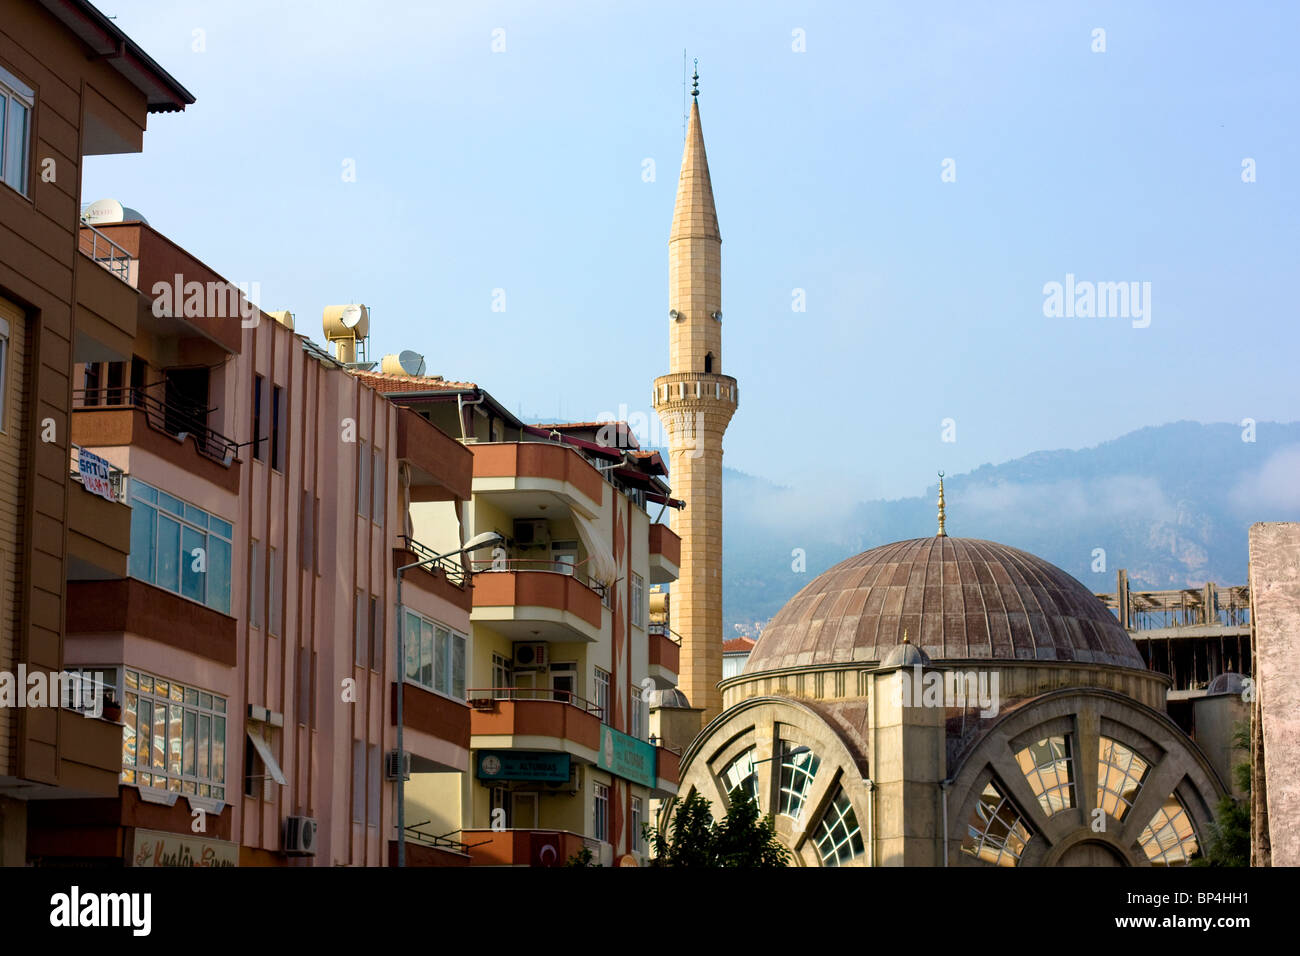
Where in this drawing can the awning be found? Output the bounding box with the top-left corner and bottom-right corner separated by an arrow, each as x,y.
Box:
572,511 -> 618,588
521,425 -> 623,462
645,491 -> 686,510
246,727 -> 287,785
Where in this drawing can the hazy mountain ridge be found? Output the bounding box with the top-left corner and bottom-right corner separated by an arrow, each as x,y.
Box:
721,421 -> 1300,638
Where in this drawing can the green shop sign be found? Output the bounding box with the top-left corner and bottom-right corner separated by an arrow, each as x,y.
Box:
477,750 -> 571,783
597,725 -> 657,788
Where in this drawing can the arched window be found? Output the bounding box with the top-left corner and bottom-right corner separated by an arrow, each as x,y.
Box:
777,742 -> 821,819
704,352 -> 714,373
720,749 -> 758,804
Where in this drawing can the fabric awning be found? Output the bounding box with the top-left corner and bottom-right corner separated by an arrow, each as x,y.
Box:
520,425 -> 623,461
571,511 -> 618,588
246,727 -> 287,785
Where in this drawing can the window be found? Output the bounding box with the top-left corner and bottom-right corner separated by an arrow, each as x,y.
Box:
812,786 -> 865,867
252,375 -> 263,461
491,653 -> 512,699
1097,737 -> 1150,821
369,595 -> 383,670
357,438 -> 369,518
371,451 -> 385,526
270,384 -> 284,470
128,479 -> 233,614
354,591 -> 366,666
961,780 -> 1032,867
121,668 -> 225,799
704,352 -> 713,373
631,796 -> 644,853
352,740 -> 365,824
268,547 -> 282,637
0,313 -> 9,433
631,573 -> 645,628
777,742 -> 821,819
720,748 -> 758,804
593,782 -> 609,842
248,539 -> 262,626
83,362 -> 101,404
593,667 -> 610,723
1138,793 -> 1199,866
367,744 -> 381,827
1016,735 -> 1075,817
403,609 -> 467,699
0,65 -> 33,195
632,692 -> 647,740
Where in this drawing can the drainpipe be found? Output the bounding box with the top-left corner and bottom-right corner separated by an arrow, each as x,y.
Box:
864,778 -> 875,868
940,777 -> 953,867
456,390 -> 485,442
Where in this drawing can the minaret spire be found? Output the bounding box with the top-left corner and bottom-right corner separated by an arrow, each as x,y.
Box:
654,70 -> 737,727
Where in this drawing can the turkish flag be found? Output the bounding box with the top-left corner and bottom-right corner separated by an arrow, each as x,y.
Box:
531,832 -> 563,867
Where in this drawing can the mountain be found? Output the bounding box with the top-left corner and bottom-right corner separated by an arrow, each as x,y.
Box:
720,421 -> 1300,639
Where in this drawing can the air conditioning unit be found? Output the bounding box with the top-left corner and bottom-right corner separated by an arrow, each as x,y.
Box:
284,815 -> 318,856
513,642 -> 548,670
384,750 -> 411,781
512,518 -> 550,549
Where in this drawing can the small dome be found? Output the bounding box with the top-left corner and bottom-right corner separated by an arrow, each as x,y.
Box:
1206,672 -> 1247,696
880,640 -> 931,669
649,687 -> 691,709
745,537 -> 1145,674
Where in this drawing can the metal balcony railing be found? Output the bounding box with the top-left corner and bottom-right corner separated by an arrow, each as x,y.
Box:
467,686 -> 605,721
648,621 -> 682,645
396,535 -> 468,588
69,443 -> 126,502
78,219 -> 132,283
73,382 -> 239,465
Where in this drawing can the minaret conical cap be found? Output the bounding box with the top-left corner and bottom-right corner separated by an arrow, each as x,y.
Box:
670,99 -> 720,242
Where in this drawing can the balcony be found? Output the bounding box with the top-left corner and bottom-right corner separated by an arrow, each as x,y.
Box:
397,405 -> 472,502
395,536 -> 471,613
66,445 -> 130,580
648,523 -> 681,584
387,840 -> 471,867
460,829 -> 597,867
72,384 -> 241,494
471,442 -> 604,517
648,626 -> 680,686
470,566 -> 604,643
654,745 -> 681,795
67,578 -> 237,666
54,707 -> 124,798
467,689 -> 602,762
390,681 -> 471,771
76,224 -> 140,363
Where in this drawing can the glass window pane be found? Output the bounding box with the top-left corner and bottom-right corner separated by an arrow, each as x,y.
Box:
420,620 -> 433,689
170,682 -> 184,703
214,697 -> 225,714
139,673 -> 153,694
405,612 -> 420,680
168,703 -> 183,775
208,538 -> 231,614
184,687 -> 197,706
435,626 -> 450,695
198,714 -> 211,781
452,634 -> 466,699
123,692 -> 138,770
128,503 -> 156,582
156,515 -> 181,592
199,692 -> 212,710
156,491 -> 183,515
182,503 -> 208,528
131,480 -> 157,503
213,716 -> 225,782
209,516 -> 232,539
5,100 -> 27,192
183,710 -> 196,776
152,699 -> 166,769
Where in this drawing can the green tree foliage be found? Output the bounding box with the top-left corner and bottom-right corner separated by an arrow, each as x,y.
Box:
646,790 -> 790,867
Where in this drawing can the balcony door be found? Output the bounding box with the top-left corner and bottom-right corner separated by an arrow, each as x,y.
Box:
511,792 -> 538,829
163,366 -> 210,441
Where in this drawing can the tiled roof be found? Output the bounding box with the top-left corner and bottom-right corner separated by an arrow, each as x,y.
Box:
723,637 -> 756,653
350,370 -> 478,393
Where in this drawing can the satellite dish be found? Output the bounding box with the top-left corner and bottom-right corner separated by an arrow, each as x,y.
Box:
394,350 -> 426,376
83,198 -> 148,225
340,304 -> 363,328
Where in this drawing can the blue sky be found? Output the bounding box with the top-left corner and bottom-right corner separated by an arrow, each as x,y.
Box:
84,1 -> 1299,501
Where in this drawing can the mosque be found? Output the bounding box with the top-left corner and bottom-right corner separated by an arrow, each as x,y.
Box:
650,76 -> 1227,866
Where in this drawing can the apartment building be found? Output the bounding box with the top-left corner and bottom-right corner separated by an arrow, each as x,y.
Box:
0,0 -> 193,865
13,197 -> 476,864
352,371 -> 684,865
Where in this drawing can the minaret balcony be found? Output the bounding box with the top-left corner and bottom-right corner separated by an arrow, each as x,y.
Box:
652,371 -> 739,409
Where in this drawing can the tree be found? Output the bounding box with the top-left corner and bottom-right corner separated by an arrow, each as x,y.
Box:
646,790 -> 790,867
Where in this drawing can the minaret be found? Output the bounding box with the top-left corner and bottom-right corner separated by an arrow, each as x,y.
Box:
654,67 -> 737,726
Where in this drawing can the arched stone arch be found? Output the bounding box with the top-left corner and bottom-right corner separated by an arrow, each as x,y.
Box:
671,696 -> 872,866
946,688 -> 1225,867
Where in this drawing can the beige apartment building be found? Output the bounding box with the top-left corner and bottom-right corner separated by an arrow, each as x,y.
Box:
353,372 -> 684,865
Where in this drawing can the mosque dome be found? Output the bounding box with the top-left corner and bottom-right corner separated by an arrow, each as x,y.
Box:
743,536 -> 1145,674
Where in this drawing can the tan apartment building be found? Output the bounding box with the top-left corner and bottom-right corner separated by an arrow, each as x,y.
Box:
352,371 -> 684,865
0,0 -> 193,864
18,206 -> 478,865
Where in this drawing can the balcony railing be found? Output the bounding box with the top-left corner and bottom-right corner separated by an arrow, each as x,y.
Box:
79,219 -> 132,283
648,622 -> 682,644
74,382 -> 239,464
69,444 -> 126,503
467,686 -> 605,722
468,557 -> 606,599
397,535 -> 469,588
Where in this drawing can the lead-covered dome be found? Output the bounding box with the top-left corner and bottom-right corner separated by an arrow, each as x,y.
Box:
744,537 -> 1144,673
